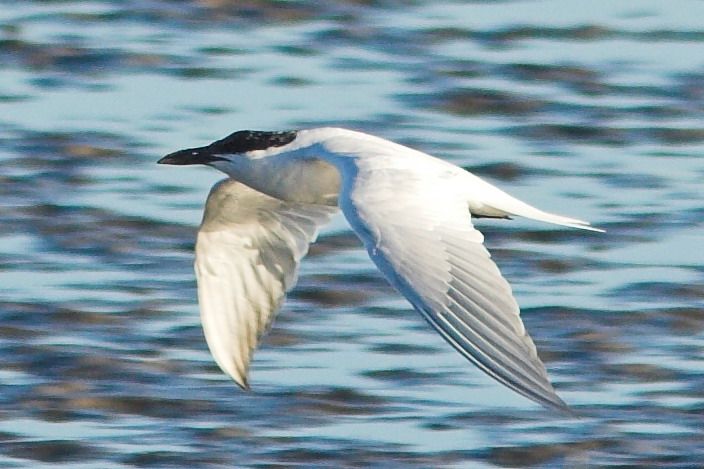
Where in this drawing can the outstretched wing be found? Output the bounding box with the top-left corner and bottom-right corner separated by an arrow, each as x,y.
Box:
195,179 -> 337,388
338,162 -> 570,413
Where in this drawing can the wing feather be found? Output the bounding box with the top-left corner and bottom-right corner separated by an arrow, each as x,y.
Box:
195,179 -> 336,387
337,161 -> 570,413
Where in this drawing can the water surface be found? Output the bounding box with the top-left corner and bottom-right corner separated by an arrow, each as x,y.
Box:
1,0 -> 703,467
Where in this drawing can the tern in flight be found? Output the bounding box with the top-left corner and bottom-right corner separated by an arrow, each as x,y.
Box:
159,127 -> 601,413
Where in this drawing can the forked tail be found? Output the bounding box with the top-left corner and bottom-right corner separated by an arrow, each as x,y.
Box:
508,204 -> 604,232
466,173 -> 605,232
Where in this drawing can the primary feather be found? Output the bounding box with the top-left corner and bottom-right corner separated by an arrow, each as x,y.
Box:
195,179 -> 336,388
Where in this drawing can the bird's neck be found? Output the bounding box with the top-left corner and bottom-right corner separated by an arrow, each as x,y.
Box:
213,152 -> 341,206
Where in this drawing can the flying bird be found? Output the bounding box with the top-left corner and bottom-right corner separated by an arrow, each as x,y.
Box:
159,127 -> 601,413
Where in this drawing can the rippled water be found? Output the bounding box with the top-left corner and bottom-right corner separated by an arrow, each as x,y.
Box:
1,1 -> 703,467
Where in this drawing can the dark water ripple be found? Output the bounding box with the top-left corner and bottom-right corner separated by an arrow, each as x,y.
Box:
1,0 -> 703,467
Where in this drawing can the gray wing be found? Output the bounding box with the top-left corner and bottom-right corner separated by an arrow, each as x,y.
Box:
195,179 -> 337,388
338,166 -> 570,413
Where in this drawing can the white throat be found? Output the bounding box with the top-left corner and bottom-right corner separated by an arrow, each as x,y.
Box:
211,146 -> 341,206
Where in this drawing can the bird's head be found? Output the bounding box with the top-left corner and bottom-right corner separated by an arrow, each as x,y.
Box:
158,130 -> 299,168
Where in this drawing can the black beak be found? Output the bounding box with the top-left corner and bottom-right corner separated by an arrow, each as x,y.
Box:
158,145 -> 225,165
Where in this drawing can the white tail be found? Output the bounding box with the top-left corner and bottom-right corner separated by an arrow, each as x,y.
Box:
504,202 -> 604,232
466,173 -> 605,232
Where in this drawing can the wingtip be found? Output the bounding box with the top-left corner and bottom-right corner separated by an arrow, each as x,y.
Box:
543,397 -> 579,417
228,366 -> 251,391
234,376 -> 251,391
532,386 -> 583,417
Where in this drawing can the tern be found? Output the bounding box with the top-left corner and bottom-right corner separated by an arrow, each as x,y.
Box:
159,127 -> 601,413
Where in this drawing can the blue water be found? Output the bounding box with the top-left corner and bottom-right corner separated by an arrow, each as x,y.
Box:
1,0 -> 703,467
